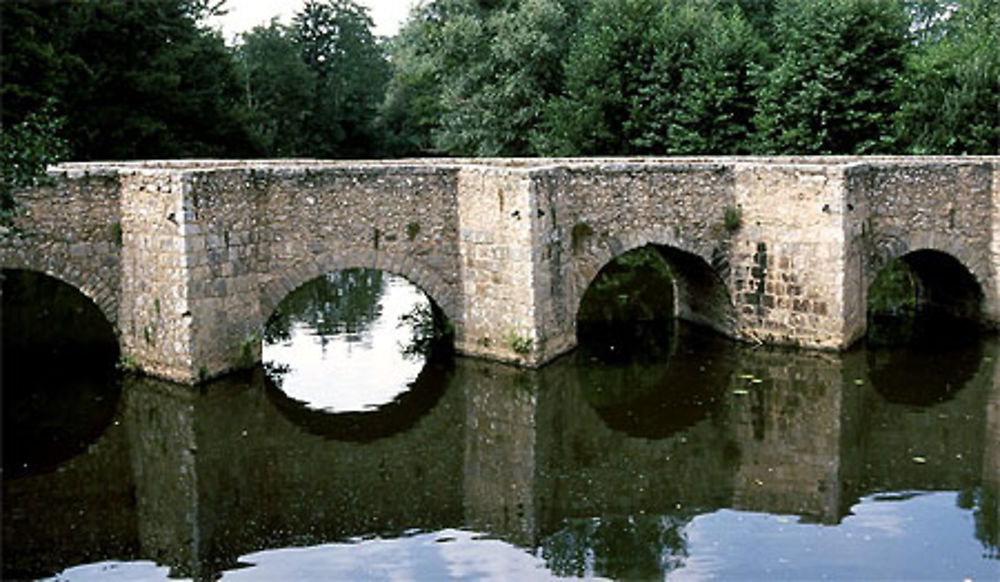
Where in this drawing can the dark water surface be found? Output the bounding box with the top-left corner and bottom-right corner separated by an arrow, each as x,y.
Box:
2,270 -> 998,581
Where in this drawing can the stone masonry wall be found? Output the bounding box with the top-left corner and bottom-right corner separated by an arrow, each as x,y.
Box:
118,170 -> 197,381
532,162 -> 738,361
844,161 -> 999,340
1,169 -> 122,328
456,167 -> 538,363
259,165 -> 464,328
732,163 -> 849,348
3,157 -> 998,383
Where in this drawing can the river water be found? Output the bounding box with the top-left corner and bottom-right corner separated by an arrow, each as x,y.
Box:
2,269 -> 998,581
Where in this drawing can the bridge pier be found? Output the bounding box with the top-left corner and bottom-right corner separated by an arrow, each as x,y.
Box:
2,158 -> 998,384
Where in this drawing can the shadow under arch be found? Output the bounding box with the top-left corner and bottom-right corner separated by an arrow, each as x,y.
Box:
865,249 -> 986,405
260,267 -> 456,442
575,242 -> 735,343
1,268 -> 122,478
0,249 -> 120,334
575,242 -> 735,354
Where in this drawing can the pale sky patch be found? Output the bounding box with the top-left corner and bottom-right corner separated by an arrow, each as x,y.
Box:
208,0 -> 415,43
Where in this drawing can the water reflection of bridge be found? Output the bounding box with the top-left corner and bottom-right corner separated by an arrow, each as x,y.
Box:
4,336 -> 998,580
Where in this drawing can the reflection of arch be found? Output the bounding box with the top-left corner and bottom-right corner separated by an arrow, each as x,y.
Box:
259,251 -> 459,333
1,250 -> 120,333
867,341 -> 983,406
573,325 -> 736,439
2,268 -> 122,478
262,356 -> 453,442
572,232 -> 735,337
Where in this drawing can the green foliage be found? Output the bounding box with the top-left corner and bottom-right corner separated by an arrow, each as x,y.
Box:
752,0 -> 910,154
382,0 -> 579,156
398,302 -> 454,359
723,205 -> 743,233
539,0 -> 766,155
504,330 -> 534,355
894,0 -> 1000,154
868,259 -> 919,316
0,101 -> 69,228
1,0 -> 260,160
539,0 -> 664,155
4,0 -> 996,163
290,0 -> 391,158
571,221 -> 595,252
638,2 -> 767,154
117,354 -> 139,373
236,21 -> 316,156
238,331 -> 260,368
578,246 -> 674,325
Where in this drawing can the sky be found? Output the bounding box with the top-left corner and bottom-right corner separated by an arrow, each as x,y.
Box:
208,0 -> 415,42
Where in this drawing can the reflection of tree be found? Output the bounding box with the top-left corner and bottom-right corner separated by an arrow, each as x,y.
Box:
398,302 -> 454,360
958,486 -> 999,560
539,514 -> 693,579
264,269 -> 384,345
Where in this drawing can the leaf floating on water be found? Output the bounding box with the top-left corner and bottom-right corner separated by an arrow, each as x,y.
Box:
853,379 -> 865,386
738,373 -> 756,380
750,378 -> 764,384
912,456 -> 927,464
733,389 -> 750,395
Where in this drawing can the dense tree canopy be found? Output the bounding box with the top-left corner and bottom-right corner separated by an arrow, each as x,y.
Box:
752,0 -> 911,154
1,0 -> 996,168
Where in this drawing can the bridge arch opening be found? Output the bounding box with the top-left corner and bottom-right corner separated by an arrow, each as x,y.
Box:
865,250 -> 987,405
866,249 -> 985,347
1,268 -> 121,477
262,267 -> 454,416
576,244 -> 734,360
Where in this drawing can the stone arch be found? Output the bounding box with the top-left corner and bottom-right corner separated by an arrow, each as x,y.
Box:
1,248 -> 120,333
259,249 -> 461,334
867,246 -> 987,327
866,231 -> 994,329
570,229 -> 736,337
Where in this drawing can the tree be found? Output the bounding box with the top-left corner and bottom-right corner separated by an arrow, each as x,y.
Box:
1,0 -> 260,160
539,0 -> 665,155
633,2 -> 768,154
752,0 -> 910,154
236,21 -> 316,156
435,0 -> 580,156
291,0 -> 390,158
894,0 -> 1000,153
1,101 -> 69,228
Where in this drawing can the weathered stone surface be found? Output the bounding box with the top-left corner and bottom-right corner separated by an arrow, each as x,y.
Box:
2,157 -> 998,383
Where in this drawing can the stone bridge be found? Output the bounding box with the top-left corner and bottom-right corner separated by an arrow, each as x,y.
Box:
2,157 -> 998,383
